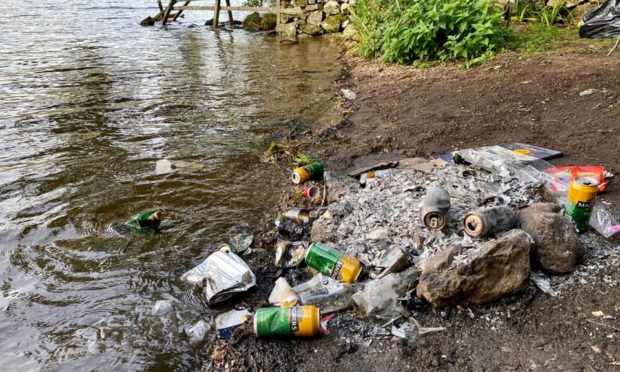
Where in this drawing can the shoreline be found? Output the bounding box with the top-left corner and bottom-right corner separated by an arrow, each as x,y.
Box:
220,41 -> 620,371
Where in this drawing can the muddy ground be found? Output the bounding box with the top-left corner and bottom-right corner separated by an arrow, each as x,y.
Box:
201,48 -> 620,371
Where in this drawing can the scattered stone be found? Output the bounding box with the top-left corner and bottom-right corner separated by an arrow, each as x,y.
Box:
579,88 -> 599,97
519,203 -> 585,274
417,230 -> 532,307
341,88 -> 356,100
343,23 -> 358,39
140,16 -> 155,27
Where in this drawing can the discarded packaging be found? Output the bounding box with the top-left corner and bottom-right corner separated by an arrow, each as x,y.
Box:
254,306 -> 321,337
565,177 -> 598,233
181,251 -> 256,304
268,277 -> 299,307
229,233 -> 253,255
589,201 -> 620,238
579,0 -> 620,39
186,320 -> 210,345
348,162 -> 398,177
292,273 -> 353,313
531,271 -> 558,297
546,165 -> 608,201
151,300 -> 173,316
377,246 -> 411,279
292,162 -> 324,184
305,242 -> 362,283
275,241 -> 306,268
421,186 -> 451,230
125,209 -> 164,231
455,145 -> 552,184
463,206 -> 518,238
216,307 -> 252,340
283,208 -> 310,224
360,169 -> 396,186
351,267 -> 420,319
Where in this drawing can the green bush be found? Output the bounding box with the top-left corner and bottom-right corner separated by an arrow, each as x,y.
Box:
351,0 -> 508,64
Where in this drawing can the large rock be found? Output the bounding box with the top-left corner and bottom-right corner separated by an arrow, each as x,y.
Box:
519,203 -> 585,274
417,230 -> 532,307
243,12 -> 262,31
277,22 -> 297,38
261,13 -> 278,31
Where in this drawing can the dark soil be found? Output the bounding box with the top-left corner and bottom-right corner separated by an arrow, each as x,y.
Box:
203,49 -> 620,371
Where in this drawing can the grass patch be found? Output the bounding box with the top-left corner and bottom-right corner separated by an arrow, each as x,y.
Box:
507,23 -> 616,54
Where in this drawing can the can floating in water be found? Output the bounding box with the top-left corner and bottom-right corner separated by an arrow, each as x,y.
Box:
292,162 -> 324,184
565,176 -> 598,233
125,209 -> 164,230
254,306 -> 320,337
305,243 -> 362,283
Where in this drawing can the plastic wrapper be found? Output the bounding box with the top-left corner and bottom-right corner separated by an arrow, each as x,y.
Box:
292,274 -> 353,313
455,145 -> 553,184
268,277 -> 299,307
589,201 -> 620,238
545,165 -> 608,201
351,266 -> 420,319
215,307 -> 251,340
181,251 -> 256,304
579,0 -> 620,39
185,320 -> 210,345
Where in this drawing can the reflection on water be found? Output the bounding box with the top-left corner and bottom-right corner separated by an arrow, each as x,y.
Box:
0,1 -> 339,369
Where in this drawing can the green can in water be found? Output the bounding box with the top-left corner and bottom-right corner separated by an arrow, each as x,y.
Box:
126,210 -> 163,230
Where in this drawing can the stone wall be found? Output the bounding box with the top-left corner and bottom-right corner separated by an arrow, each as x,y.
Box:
276,0 -> 356,38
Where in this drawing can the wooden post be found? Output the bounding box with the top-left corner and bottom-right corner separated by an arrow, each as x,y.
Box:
157,0 -> 164,12
162,0 -> 176,25
213,0 -> 221,29
276,0 -> 280,30
173,0 -> 191,21
225,0 -> 233,25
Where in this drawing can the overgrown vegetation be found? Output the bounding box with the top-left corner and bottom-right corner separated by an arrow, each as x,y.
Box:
350,0 -> 610,66
351,0 -> 508,64
262,141 -> 314,165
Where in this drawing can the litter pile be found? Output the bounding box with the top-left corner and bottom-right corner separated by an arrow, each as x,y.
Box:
127,143 -> 618,351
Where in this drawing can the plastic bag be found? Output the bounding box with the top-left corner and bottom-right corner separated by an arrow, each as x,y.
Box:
579,0 -> 620,39
589,201 -> 620,238
455,145 -> 553,184
181,251 -> 256,304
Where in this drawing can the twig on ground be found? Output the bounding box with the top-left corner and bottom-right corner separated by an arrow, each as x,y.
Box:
586,319 -> 620,332
608,35 -> 620,57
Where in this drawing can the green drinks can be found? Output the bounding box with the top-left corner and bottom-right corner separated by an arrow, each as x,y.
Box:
304,243 -> 362,283
254,306 -> 320,337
